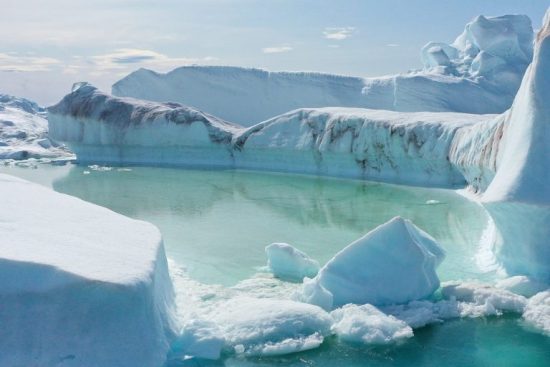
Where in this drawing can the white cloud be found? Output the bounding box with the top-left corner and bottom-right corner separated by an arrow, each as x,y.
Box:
323,27 -> 355,40
387,44 -> 400,47
0,53 -> 61,72
262,46 -> 293,54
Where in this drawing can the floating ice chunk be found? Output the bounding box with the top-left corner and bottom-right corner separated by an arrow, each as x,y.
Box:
302,217 -> 445,309
522,291 -> 550,335
330,304 -> 413,345
170,319 -> 224,360
496,276 -> 549,298
266,243 -> 320,281
211,297 -> 332,356
441,281 -> 527,316
383,300 -> 461,328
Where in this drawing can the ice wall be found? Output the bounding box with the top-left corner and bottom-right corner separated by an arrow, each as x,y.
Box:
112,15 -> 532,126
480,10 -> 550,282
0,174 -> 178,366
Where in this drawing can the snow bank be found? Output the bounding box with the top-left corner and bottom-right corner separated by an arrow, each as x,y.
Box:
330,304 -> 413,344
298,217 -> 445,309
0,94 -> 71,160
265,243 -> 320,281
112,14 -> 532,124
0,173 -> 177,367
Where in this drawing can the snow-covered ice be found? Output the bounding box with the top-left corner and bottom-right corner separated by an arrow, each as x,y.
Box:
297,217 -> 445,309
0,173 -> 177,367
496,276 -> 549,298
265,243 -> 320,281
112,14 -> 532,125
0,94 -> 71,161
330,304 -> 413,345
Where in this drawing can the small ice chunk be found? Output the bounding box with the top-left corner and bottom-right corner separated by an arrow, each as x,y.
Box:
522,291 -> 550,335
212,297 -> 332,356
266,243 -> 320,281
330,304 -> 413,344
301,217 -> 445,308
441,281 -> 527,316
170,319 -> 224,360
496,276 -> 549,298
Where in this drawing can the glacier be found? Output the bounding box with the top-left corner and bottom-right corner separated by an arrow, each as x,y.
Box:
0,94 -> 72,161
112,13 -> 533,126
0,173 -> 178,366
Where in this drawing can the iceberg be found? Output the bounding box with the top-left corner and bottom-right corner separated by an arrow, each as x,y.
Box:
0,174 -> 178,367
48,87 -> 492,187
523,291 -> 550,335
298,217 -> 445,309
265,243 -> 320,281
112,14 -> 532,125
0,94 -> 71,160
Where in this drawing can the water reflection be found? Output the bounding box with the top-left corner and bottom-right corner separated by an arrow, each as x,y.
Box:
50,165 -> 490,285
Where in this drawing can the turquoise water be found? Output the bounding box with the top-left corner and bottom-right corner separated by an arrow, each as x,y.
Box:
1,164 -> 548,366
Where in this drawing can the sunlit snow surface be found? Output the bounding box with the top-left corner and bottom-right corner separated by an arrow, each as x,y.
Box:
2,164 -> 548,366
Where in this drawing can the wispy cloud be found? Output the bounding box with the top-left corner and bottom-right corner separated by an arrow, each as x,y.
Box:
262,46 -> 293,54
91,49 -> 216,71
387,43 -> 400,47
0,53 -> 61,72
323,27 -> 355,40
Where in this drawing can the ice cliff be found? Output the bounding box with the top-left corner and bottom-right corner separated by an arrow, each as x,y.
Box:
0,174 -> 178,366
112,14 -> 532,126
0,94 -> 71,160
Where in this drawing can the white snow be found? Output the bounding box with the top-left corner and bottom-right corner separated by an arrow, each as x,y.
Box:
330,304 -> 413,344
298,217 -> 445,309
265,243 -> 320,281
522,291 -> 550,335
0,94 -> 71,161
112,15 -> 532,125
0,173 -> 177,367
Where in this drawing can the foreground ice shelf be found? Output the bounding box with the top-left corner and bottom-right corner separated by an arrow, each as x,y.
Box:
0,174 -> 178,367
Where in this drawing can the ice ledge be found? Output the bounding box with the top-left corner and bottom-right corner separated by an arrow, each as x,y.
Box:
0,173 -> 178,367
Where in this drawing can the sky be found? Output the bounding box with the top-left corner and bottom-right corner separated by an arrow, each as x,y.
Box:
0,0 -> 548,105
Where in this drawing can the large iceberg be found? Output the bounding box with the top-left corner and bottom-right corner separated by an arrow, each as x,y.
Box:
0,174 -> 178,366
0,94 -> 71,160
48,87 -> 492,187
297,217 -> 445,309
112,14 -> 532,125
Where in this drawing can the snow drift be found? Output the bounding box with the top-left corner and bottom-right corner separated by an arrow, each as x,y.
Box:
0,174 -> 178,367
112,14 -> 532,126
0,94 -> 71,160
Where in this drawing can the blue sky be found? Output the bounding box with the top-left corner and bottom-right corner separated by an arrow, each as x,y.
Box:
1,0 -> 548,105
